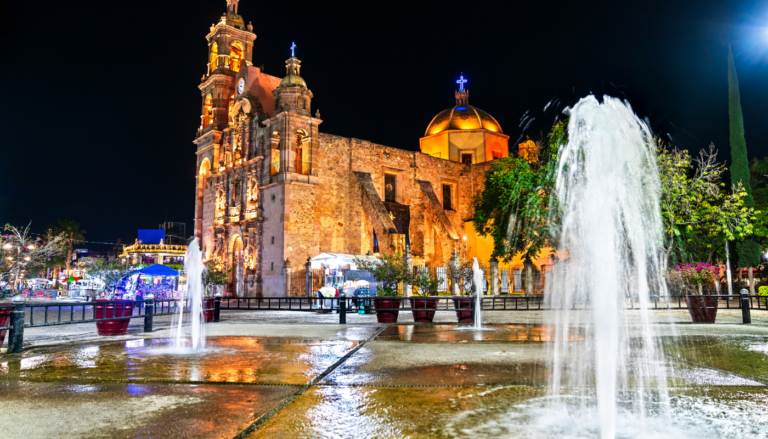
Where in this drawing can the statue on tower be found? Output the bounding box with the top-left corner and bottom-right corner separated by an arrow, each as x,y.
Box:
226,0 -> 239,14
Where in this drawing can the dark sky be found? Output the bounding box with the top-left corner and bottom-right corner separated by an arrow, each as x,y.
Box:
2,0 -> 768,247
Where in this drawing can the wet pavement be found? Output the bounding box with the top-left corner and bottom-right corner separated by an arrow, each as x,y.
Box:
1,314 -> 767,438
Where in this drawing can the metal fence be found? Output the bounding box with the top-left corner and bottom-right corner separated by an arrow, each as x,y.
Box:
0,297 -> 221,354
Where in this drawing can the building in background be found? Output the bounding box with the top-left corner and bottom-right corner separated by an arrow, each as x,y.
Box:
194,0 -> 551,297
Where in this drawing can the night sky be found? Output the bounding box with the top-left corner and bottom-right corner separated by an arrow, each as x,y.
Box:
2,0 -> 768,247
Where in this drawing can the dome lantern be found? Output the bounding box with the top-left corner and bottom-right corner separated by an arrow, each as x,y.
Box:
420,75 -> 509,164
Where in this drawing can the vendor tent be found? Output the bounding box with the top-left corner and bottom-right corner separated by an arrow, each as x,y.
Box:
308,253 -> 379,270
137,264 -> 179,277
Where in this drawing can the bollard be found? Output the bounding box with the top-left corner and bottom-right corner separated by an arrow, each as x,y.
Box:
144,294 -> 154,333
214,294 -> 222,323
741,289 -> 751,324
8,294 -> 25,354
339,295 -> 346,324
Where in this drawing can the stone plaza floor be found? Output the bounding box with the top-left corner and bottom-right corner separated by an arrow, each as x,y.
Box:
0,309 -> 767,438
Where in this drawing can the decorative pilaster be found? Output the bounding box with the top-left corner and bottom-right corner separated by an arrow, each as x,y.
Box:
402,244 -> 413,297
489,257 -> 499,296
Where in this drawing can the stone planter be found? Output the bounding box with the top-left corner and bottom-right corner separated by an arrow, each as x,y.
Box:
453,298 -> 473,323
373,297 -> 402,324
685,296 -> 718,323
409,298 -> 437,323
0,305 -> 11,349
94,300 -> 135,336
203,297 -> 215,323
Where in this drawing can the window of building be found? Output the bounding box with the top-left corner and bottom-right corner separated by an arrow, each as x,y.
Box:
202,94 -> 213,127
210,43 -> 218,72
461,153 -> 473,165
230,42 -> 243,72
271,131 -> 280,175
295,130 -> 309,175
228,95 -> 235,118
442,184 -> 453,210
384,174 -> 397,203
513,269 -> 522,292
271,236 -> 275,245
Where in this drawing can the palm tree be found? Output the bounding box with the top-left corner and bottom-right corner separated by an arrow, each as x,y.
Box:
49,218 -> 86,291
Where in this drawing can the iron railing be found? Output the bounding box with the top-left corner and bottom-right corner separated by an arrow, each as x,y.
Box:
0,297 -> 222,354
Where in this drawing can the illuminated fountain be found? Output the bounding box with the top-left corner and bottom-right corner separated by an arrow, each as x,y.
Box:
546,95 -> 670,437
172,237 -> 207,350
472,257 -> 484,329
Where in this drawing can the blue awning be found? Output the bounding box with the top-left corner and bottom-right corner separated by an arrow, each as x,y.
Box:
137,264 -> 179,277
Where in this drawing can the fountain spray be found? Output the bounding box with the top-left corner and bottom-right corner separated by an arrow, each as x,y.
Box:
547,95 -> 670,438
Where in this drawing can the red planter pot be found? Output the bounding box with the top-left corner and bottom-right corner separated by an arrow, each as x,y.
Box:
409,298 -> 438,323
685,296 -> 718,323
373,298 -> 402,324
453,298 -> 473,323
204,297 -> 215,323
94,300 -> 135,336
0,305 -> 11,349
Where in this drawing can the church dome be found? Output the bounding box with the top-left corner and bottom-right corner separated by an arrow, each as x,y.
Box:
425,105 -> 502,136
280,73 -> 306,87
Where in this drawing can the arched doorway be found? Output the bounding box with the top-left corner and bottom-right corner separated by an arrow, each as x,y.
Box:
229,235 -> 244,297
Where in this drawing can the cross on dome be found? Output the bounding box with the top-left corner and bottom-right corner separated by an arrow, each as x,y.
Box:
290,42 -> 296,57
456,74 -> 467,92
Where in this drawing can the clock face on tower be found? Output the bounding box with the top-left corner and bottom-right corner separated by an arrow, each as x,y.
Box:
237,78 -> 245,94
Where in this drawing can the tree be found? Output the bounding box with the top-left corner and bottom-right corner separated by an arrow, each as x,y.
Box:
84,258 -> 134,295
354,252 -> 410,296
202,258 -> 230,296
49,218 -> 86,290
472,121 -> 565,294
412,269 -> 440,296
657,143 -> 754,266
0,223 -> 66,285
728,44 -> 761,291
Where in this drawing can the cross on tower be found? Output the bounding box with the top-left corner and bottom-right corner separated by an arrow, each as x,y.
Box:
456,74 -> 467,92
290,42 -> 296,57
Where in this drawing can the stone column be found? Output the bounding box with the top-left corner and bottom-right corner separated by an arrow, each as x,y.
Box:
305,257 -> 312,297
490,257 -> 499,296
450,249 -> 460,295
402,244 -> 413,297
283,259 -> 291,297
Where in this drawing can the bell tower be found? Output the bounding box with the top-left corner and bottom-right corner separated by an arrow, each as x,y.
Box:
196,0 -> 257,136
263,43 -> 322,182
194,0 -> 257,242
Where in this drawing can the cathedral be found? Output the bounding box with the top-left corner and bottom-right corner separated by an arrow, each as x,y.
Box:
193,0 -> 549,297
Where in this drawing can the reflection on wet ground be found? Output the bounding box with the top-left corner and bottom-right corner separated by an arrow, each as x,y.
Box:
0,336 -> 358,385
375,324 -> 577,343
663,335 -> 768,384
1,326 -> 767,438
0,379 -> 296,439
249,385 -> 768,439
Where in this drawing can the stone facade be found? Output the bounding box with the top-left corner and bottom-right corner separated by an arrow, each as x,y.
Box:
193,3 -> 515,297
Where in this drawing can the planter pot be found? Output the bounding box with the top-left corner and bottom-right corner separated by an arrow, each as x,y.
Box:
453,298 -> 473,323
685,296 -> 718,323
203,297 -> 215,323
373,298 -> 402,324
0,305 -> 11,349
409,298 -> 438,323
94,300 -> 135,336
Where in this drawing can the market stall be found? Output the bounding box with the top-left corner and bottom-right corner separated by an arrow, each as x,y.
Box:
121,264 -> 180,301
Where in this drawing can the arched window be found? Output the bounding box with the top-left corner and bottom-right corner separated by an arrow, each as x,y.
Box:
295,129 -> 309,175
210,43 -> 219,72
230,42 -> 243,72
202,94 -> 213,127
228,95 -> 235,119
271,131 -> 280,175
